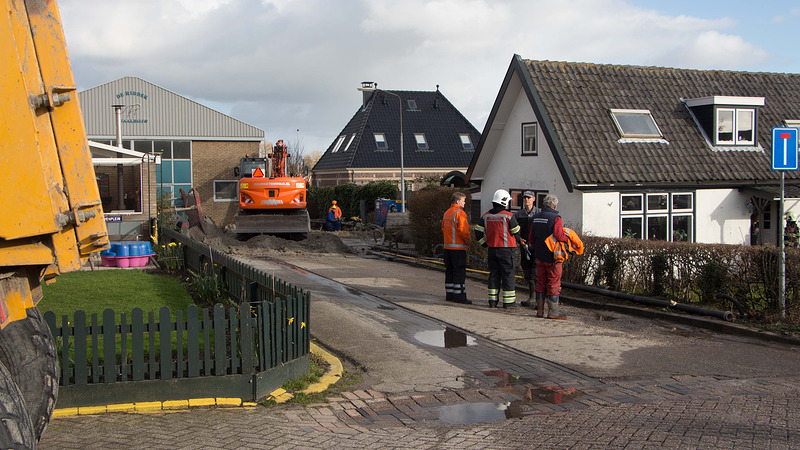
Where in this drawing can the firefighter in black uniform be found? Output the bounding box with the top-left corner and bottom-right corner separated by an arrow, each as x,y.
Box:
514,191 -> 539,306
475,189 -> 521,308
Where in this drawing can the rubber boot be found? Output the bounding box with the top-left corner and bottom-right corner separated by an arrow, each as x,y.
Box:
547,295 -> 567,320
503,301 -> 518,309
521,281 -> 535,307
536,292 -> 544,318
488,300 -> 499,308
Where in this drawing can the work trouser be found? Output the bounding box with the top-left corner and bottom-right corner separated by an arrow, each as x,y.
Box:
520,247 -> 535,281
488,247 -> 516,304
444,249 -> 467,303
535,260 -> 563,296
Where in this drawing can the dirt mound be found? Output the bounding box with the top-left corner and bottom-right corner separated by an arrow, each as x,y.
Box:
185,218 -> 355,255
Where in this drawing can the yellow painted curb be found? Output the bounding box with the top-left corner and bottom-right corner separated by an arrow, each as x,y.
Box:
162,400 -> 189,410
188,398 -> 216,407
52,408 -> 78,418
134,402 -> 162,412
106,403 -> 136,413
77,406 -> 106,415
302,342 -> 343,394
216,398 -> 242,407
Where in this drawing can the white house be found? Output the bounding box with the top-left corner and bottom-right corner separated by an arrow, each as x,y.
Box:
467,55 -> 800,246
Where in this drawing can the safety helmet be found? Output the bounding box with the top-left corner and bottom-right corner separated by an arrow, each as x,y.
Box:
492,189 -> 511,208
332,200 -> 337,205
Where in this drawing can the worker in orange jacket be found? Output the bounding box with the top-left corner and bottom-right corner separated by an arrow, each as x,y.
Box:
442,192 -> 471,304
528,194 -> 569,318
326,200 -> 342,231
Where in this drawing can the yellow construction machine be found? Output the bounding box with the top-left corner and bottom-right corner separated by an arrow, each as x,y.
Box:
1,0 -> 109,446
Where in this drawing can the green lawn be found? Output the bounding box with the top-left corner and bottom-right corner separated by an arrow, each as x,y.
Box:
40,270 -> 193,322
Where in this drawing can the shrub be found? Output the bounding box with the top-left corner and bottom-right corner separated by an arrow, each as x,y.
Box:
307,182 -> 397,220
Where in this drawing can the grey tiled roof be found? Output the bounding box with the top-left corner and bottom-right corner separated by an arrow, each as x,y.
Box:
313,89 -> 479,171
496,57 -> 800,190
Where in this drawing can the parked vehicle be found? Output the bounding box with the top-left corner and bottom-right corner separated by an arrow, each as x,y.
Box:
0,0 -> 109,446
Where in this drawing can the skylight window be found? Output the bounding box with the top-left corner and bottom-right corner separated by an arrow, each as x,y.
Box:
331,135 -> 346,153
610,109 -> 662,139
344,134 -> 355,151
374,133 -> 388,150
407,99 -> 417,109
414,133 -> 428,150
459,133 -> 473,150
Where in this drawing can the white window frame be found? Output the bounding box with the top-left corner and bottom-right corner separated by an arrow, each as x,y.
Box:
374,133 -> 388,150
609,109 -> 663,139
716,107 -> 755,145
620,192 -> 695,241
522,123 -> 538,156
414,133 -> 428,150
331,135 -> 346,153
459,133 -> 473,150
213,180 -> 238,202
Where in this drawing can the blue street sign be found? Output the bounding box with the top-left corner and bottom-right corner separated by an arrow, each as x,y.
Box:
772,127 -> 799,170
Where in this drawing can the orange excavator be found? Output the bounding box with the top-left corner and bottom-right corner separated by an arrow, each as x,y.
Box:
235,140 -> 310,238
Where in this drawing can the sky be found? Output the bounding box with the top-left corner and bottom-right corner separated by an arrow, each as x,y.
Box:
58,0 -> 800,156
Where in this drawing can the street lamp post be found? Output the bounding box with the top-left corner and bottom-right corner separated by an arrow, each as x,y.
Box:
358,82 -> 405,212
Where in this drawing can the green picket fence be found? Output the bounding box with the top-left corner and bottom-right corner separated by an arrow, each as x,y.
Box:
44,229 -> 311,408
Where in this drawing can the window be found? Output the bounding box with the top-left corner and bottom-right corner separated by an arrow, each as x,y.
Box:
407,99 -> 417,109
155,141 -> 192,206
620,192 -> 694,241
522,123 -> 538,156
414,133 -> 428,150
344,134 -> 355,151
717,108 -> 754,145
331,135 -> 346,153
459,133 -> 474,150
609,109 -> 662,138
374,133 -> 388,150
213,180 -> 238,201
508,189 -> 547,211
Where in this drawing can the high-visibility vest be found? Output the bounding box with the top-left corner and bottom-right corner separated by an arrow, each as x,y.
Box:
442,205 -> 470,250
545,228 -> 584,262
480,210 -> 519,248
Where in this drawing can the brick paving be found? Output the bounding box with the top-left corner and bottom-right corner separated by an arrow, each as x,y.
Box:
41,372 -> 800,449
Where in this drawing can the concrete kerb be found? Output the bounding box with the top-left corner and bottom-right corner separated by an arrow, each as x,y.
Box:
51,341 -> 344,417
366,247 -> 800,347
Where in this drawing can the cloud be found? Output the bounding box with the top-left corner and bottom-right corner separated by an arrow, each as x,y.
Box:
57,0 -> 773,153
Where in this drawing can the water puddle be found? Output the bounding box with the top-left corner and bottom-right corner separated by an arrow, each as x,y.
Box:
414,327 -> 477,348
437,401 -> 522,424
483,369 -> 585,404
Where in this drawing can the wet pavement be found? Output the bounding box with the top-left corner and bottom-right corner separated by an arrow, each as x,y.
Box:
39,238 -> 800,449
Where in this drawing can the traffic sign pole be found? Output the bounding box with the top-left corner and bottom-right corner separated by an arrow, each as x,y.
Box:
772,127 -> 799,320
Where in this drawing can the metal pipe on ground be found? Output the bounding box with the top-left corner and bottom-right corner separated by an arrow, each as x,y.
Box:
562,282 -> 734,322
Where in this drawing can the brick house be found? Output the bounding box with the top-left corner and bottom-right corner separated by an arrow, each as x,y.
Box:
312,83 -> 480,193
79,77 -> 264,237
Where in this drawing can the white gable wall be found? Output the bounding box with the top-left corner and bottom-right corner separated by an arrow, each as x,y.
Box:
477,75 -> 582,227
695,189 -> 751,245
582,192 -> 620,236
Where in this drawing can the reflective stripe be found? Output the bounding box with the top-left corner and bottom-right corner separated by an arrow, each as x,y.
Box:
502,290 -> 516,303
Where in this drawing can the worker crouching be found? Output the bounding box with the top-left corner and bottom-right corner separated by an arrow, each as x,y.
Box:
475,189 -> 521,308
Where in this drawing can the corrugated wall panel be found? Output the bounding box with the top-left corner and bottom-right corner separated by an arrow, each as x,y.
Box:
78,77 -> 263,140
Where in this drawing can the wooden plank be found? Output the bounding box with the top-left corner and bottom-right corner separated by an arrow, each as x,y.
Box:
159,307 -> 172,380
132,308 -> 144,381
187,305 -> 199,377
213,304 -> 226,376
120,312 -> 128,381
91,313 -> 99,384
240,304 -> 253,374
202,308 -> 211,376
69,313 -> 81,385
229,306 -> 239,374
102,309 -> 116,384
176,310 -> 184,379
148,311 -> 156,380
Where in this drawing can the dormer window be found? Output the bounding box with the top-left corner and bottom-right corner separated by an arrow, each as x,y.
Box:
685,96 -> 764,150
609,109 -> 662,139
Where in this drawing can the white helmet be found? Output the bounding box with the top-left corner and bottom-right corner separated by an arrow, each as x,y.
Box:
492,189 -> 511,208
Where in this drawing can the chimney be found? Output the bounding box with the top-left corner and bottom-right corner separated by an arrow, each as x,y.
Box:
359,81 -> 376,107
